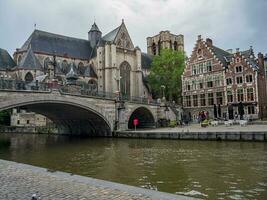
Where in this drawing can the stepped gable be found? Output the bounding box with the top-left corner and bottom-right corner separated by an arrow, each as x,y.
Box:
19,30 -> 93,60
0,48 -> 16,70
18,46 -> 42,70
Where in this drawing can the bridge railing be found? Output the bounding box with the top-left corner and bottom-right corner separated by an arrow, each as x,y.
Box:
0,79 -> 160,105
0,79 -> 50,92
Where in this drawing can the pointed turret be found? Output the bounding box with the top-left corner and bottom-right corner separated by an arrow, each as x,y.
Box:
88,22 -> 102,48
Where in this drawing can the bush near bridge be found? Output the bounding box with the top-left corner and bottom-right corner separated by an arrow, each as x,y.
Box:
0,110 -> 11,126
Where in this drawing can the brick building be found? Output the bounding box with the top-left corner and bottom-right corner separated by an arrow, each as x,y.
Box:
182,35 -> 267,120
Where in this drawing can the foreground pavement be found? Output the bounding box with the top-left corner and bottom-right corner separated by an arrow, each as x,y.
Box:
0,159 -> 197,200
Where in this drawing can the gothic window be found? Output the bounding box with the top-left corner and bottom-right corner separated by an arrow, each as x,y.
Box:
78,62 -> 85,75
247,88 -> 254,101
25,72 -> 33,83
117,39 -> 122,47
61,60 -> 69,74
120,61 -> 131,97
174,41 -> 178,51
152,42 -> 156,55
43,57 -> 50,74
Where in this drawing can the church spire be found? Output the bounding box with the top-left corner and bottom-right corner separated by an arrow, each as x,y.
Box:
88,22 -> 102,48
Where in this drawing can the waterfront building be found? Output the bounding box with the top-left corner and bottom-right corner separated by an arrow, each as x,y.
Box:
182,35 -> 267,120
11,20 -> 151,98
11,108 -> 48,127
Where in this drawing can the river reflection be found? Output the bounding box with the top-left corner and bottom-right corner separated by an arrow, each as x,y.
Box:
0,133 -> 266,199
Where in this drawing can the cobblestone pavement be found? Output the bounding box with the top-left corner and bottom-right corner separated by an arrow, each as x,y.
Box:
0,159 -> 196,200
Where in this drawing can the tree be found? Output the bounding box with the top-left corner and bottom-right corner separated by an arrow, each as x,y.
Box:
148,49 -> 185,103
0,110 -> 10,125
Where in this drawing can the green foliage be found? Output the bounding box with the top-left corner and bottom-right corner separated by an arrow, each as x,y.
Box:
148,49 -> 185,102
0,110 -> 10,125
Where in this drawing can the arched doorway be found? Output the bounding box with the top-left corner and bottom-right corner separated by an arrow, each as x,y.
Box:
25,72 -> 33,83
128,107 -> 155,129
120,61 -> 131,97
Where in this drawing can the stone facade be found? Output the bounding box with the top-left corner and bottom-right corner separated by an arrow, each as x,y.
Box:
11,109 -> 47,127
146,31 -> 184,56
182,35 -> 267,120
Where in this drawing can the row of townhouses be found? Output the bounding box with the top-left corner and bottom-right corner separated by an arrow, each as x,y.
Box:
182,35 -> 267,120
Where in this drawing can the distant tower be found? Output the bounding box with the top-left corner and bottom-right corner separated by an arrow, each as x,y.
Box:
88,22 -> 102,48
146,31 -> 184,56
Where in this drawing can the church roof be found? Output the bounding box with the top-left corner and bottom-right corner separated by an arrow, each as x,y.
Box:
0,48 -> 16,70
89,22 -> 101,32
102,25 -> 121,42
19,30 -> 94,60
18,46 -> 42,70
141,53 -> 153,69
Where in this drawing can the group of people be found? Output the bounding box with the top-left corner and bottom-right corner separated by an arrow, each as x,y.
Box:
197,111 -> 209,123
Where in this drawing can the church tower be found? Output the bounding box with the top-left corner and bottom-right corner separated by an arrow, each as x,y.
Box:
88,22 -> 102,48
146,31 -> 184,56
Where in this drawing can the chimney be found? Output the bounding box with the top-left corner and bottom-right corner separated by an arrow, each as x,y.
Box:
258,52 -> 264,72
206,38 -> 213,47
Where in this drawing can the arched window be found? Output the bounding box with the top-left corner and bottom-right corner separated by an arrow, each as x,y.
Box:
78,62 -> 85,75
88,79 -> 98,91
25,72 -> 33,83
43,57 -> 50,74
174,41 -> 178,51
152,42 -> 156,55
120,61 -> 131,97
61,60 -> 69,74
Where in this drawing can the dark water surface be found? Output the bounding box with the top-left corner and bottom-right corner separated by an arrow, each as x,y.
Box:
0,133 -> 266,199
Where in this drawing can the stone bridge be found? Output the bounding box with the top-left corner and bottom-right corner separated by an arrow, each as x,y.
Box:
0,89 -> 175,136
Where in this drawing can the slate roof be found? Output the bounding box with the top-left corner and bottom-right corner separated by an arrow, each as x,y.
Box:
102,26 -> 121,42
18,47 -> 42,70
19,30 -> 94,60
240,49 -> 258,70
210,46 -> 231,68
89,23 -> 101,32
141,53 -> 153,69
0,48 -> 16,70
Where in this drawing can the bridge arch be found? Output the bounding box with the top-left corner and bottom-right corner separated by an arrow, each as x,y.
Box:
0,93 -> 112,136
127,106 -> 155,129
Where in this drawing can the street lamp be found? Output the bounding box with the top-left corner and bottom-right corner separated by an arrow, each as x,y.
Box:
161,85 -> 166,101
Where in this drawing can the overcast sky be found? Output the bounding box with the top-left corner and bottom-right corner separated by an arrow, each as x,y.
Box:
0,0 -> 266,57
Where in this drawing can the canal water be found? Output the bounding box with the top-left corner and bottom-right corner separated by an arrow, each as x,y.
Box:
0,133 -> 266,199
